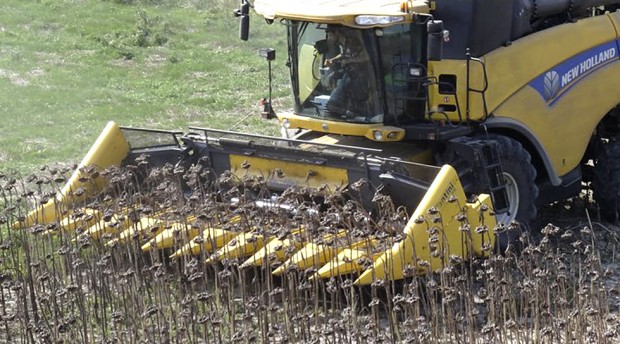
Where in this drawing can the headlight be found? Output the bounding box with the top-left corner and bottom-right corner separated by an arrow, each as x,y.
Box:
355,15 -> 404,26
410,67 -> 423,77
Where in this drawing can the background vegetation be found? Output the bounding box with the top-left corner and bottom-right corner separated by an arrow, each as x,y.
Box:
0,0 -> 289,174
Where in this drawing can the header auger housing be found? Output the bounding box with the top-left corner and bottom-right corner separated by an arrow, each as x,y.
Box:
14,122 -> 496,284
13,0 -> 620,288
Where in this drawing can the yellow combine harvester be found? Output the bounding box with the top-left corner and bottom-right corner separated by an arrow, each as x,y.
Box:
13,0 -> 620,285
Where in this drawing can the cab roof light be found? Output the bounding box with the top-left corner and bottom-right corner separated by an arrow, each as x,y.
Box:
355,15 -> 404,26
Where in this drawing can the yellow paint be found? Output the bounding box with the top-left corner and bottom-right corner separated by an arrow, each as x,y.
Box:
483,13 -> 620,176
355,165 -> 496,284
111,217 -> 164,245
427,59 -> 484,121
492,61 -> 620,176
316,249 -> 383,278
241,236 -> 305,268
141,219 -> 200,251
84,214 -> 132,240
483,14 -> 618,115
206,231 -> 269,263
62,208 -> 101,232
42,208 -> 101,235
14,122 -> 130,229
273,232 -> 369,276
278,112 -> 404,141
273,242 -> 337,276
307,135 -> 340,145
254,0 -> 429,27
305,134 -> 433,164
170,227 -> 235,259
416,14 -> 620,178
428,13 -> 620,123
229,155 -> 348,190
313,238 -> 379,278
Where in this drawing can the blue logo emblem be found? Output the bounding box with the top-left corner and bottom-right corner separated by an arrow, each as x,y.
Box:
543,71 -> 560,101
530,40 -> 619,106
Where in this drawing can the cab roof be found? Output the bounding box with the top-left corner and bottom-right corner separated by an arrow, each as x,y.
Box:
254,0 -> 430,27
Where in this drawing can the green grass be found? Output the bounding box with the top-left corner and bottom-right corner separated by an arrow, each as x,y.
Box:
0,0 -> 289,174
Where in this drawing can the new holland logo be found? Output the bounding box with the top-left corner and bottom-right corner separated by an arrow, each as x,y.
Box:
543,70 -> 560,101
530,40 -> 619,106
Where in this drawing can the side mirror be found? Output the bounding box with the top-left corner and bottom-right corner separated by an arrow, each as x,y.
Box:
240,15 -> 250,41
427,20 -> 448,61
234,0 -> 250,41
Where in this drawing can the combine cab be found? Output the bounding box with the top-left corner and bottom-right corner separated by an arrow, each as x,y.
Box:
14,0 -> 620,285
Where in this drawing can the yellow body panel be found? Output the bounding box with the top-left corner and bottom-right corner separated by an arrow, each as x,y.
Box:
254,0 -> 428,26
229,155 -> 348,190
315,239 -> 380,278
493,62 -> 620,176
316,249 -> 382,278
206,231 -> 268,263
110,217 -> 164,245
272,242 -> 337,276
355,165 -> 496,285
170,227 -> 235,259
278,111 -> 382,135
241,236 -> 304,268
430,13 -> 619,121
278,112 -> 405,141
486,12 -> 620,176
84,215 -> 132,240
429,13 -> 620,176
308,134 -> 433,164
56,208 -> 101,233
427,59 -> 485,120
142,220 -> 200,251
14,122 -> 130,229
483,13 -> 618,115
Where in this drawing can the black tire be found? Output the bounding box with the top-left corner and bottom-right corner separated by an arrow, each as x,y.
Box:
592,136 -> 620,222
487,135 -> 539,250
442,135 -> 539,249
488,135 -> 539,226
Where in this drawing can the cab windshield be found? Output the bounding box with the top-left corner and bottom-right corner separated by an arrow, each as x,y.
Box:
288,22 -> 383,124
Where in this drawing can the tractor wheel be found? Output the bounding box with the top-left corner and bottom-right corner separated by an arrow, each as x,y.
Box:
442,135 -> 538,247
592,136 -> 620,222
488,135 -> 539,247
491,135 -> 539,225
442,135 -> 539,226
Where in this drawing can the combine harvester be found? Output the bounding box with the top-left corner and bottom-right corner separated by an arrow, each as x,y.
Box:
14,0 -> 620,285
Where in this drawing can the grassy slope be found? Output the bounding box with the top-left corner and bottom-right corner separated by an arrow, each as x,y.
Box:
0,0 -> 289,174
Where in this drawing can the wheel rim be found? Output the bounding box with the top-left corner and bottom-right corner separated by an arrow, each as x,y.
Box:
496,172 -> 519,225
